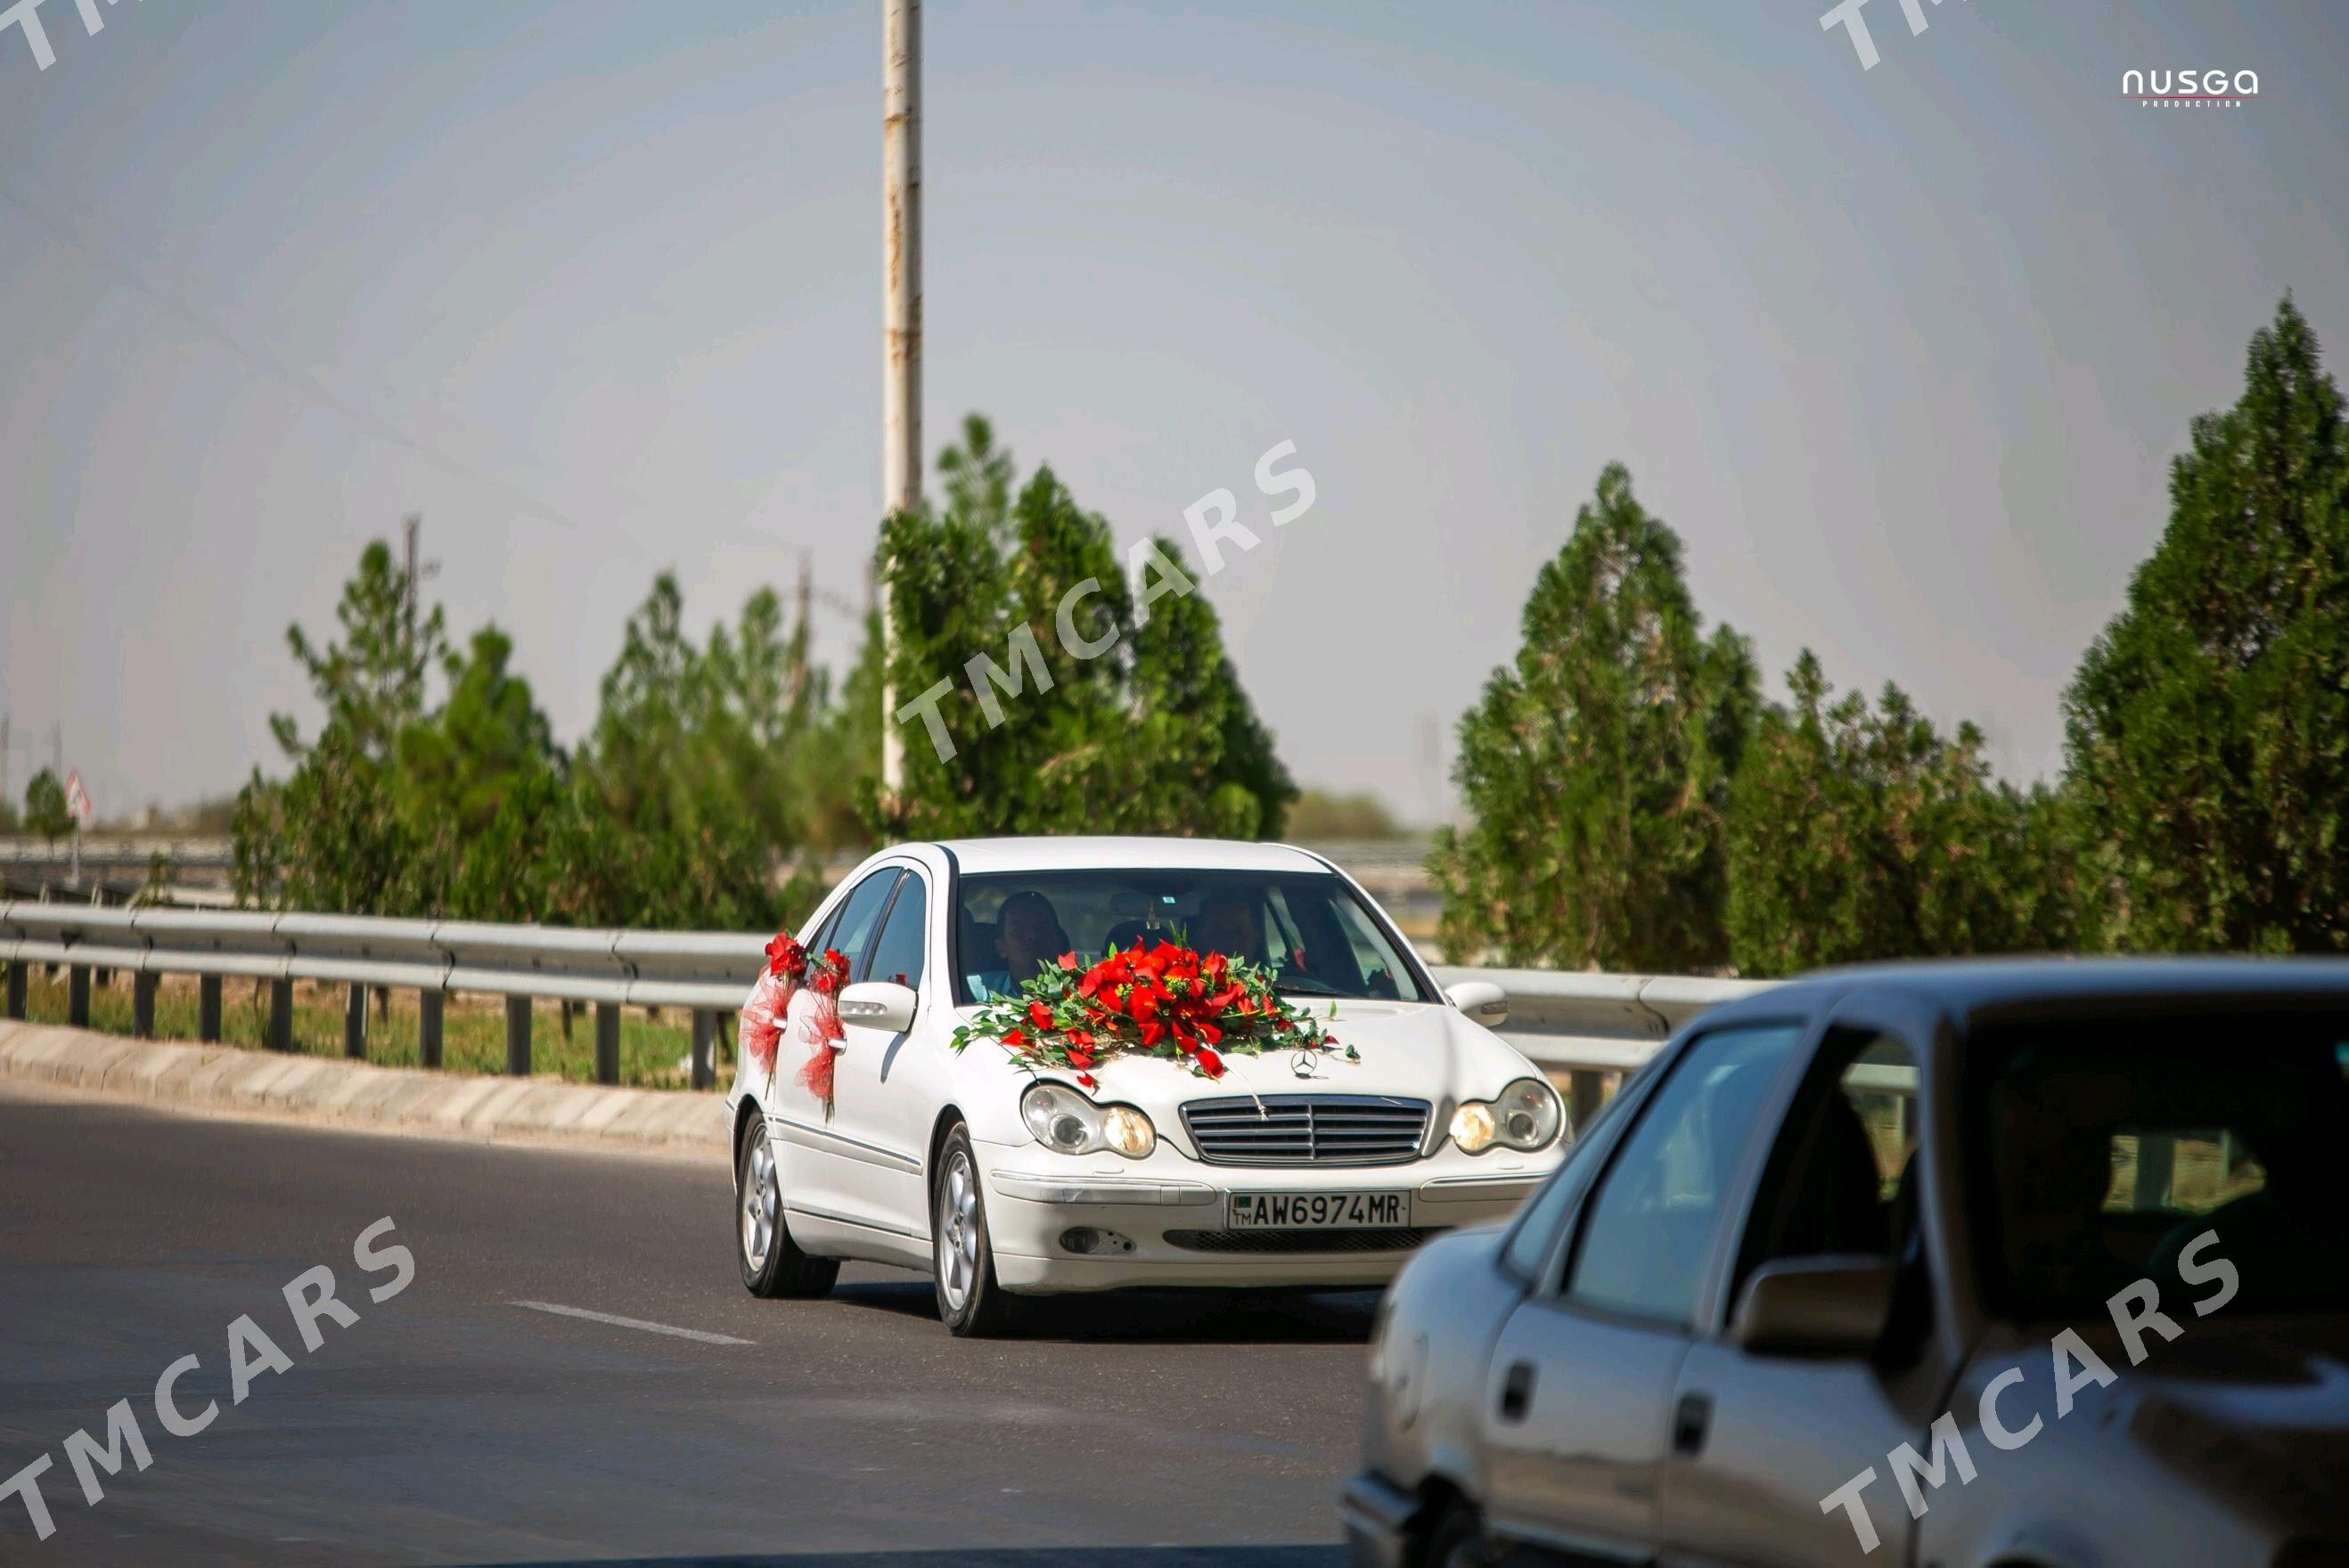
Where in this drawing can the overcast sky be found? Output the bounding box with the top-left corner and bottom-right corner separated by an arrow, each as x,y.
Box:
4,1 -> 2345,827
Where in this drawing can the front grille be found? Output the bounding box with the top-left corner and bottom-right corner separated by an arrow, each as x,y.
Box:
1165,1226 -> 1444,1254
1180,1094 -> 1431,1167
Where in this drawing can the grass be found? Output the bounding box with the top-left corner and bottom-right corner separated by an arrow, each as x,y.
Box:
12,968 -> 720,1090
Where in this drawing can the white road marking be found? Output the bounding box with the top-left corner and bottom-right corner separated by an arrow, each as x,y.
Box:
511,1300 -> 754,1346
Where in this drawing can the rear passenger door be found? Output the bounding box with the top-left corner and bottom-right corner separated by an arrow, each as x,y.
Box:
1477,1023 -> 1807,1564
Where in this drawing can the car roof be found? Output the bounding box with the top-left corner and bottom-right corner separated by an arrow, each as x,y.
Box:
929,836 -> 1338,877
1716,954 -> 2349,1026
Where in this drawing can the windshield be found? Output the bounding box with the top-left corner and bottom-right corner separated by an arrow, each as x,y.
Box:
951,868 -> 1428,1006
1971,1012 -> 2349,1318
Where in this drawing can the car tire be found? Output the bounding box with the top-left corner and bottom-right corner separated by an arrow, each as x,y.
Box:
931,1123 -> 1022,1337
1420,1502 -> 1493,1568
738,1115 -> 839,1299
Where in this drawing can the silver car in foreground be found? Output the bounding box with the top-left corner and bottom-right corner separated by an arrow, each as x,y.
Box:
1344,959 -> 2349,1568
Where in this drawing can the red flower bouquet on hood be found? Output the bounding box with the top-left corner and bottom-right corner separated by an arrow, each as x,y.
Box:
952,936 -> 1354,1090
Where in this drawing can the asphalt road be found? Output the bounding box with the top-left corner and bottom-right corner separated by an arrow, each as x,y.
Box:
0,1085 -> 1369,1567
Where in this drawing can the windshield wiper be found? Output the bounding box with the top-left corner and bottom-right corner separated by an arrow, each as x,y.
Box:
1274,975 -> 1347,997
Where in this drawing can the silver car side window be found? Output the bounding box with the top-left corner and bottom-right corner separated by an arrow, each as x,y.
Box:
1565,1024 -> 1805,1327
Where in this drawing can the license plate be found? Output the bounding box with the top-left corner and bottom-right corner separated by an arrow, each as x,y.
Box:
1226,1190 -> 1408,1229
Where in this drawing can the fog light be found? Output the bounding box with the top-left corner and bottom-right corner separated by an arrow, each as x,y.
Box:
1059,1227 -> 1135,1256
1450,1101 -> 1497,1154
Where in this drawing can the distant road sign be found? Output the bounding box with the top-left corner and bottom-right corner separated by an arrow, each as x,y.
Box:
64,770 -> 94,823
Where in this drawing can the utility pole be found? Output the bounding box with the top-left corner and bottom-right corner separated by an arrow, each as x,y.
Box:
788,551 -> 814,709
400,514 -> 438,660
1,715 -> 10,818
880,0 -> 921,804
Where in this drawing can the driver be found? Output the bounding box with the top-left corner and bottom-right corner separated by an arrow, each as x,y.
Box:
989,889 -> 1070,992
1194,889 -> 1270,967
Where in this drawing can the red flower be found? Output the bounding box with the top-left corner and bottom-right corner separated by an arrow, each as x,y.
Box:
1076,1072 -> 1097,1090
1002,1026 -> 1027,1049
765,932 -> 807,978
1058,951 -> 1080,971
1196,1049 -> 1224,1078
1027,1000 -> 1054,1029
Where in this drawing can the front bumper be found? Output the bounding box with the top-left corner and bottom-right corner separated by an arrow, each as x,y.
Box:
976,1139 -> 1556,1293
1340,1470 -> 1423,1568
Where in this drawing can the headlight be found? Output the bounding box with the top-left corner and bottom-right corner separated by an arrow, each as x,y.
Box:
1450,1077 -> 1562,1155
1494,1077 -> 1563,1150
1020,1082 -> 1157,1159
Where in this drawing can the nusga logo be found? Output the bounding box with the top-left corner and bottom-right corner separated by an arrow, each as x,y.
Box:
2121,68 -> 2261,108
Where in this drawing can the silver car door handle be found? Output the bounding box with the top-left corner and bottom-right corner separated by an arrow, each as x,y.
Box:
1498,1360 -> 1535,1423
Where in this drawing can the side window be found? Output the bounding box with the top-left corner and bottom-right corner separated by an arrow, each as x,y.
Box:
1735,1031 -> 1922,1300
863,875 -> 929,991
823,870 -> 902,976
1567,1024 -> 1805,1326
1502,1105 -> 1610,1283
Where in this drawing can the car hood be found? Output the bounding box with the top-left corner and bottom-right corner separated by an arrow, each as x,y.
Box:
952,999 -> 1543,1119
2121,1321 -> 2349,1528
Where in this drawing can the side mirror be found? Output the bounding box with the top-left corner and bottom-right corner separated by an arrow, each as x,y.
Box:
837,980 -> 917,1034
1731,1255 -> 1895,1355
1446,980 -> 1510,1029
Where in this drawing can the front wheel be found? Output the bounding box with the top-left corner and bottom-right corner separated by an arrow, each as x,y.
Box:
931,1124 -> 1022,1336
1419,1502 -> 1493,1568
738,1116 -> 839,1299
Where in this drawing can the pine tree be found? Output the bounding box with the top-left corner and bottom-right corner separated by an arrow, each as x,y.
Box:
879,417 -> 1293,839
1430,463 -> 1756,969
2062,298 -> 2349,951
1726,651 -> 2072,975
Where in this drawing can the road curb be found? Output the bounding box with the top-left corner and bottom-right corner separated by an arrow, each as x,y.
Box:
0,1020 -> 727,1157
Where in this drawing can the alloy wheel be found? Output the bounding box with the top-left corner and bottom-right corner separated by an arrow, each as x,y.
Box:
742,1135 -> 778,1271
936,1147 -> 981,1312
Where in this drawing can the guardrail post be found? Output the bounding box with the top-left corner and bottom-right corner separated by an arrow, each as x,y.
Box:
343,983 -> 367,1059
4,961 -> 24,1020
1567,1070 -> 1606,1132
595,1001 -> 620,1086
68,964 -> 91,1026
198,976 -> 222,1041
133,973 -> 158,1038
505,996 -> 531,1076
691,1008 -> 716,1090
419,990 -> 445,1068
267,979 -> 293,1051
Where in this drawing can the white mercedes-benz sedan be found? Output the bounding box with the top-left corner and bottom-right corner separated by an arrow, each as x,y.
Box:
724,837 -> 1567,1335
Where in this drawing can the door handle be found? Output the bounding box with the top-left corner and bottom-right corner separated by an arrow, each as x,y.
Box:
1672,1392 -> 1712,1456
1498,1360 -> 1535,1423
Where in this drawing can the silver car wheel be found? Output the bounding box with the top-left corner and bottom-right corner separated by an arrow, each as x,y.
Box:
742,1135 -> 778,1271
936,1147 -> 981,1312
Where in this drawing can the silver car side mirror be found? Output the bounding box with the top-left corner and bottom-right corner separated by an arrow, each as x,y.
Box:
1731,1255 -> 1896,1354
838,980 -> 918,1034
1445,980 -> 1510,1029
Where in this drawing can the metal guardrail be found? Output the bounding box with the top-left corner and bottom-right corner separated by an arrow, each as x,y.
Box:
0,901 -> 1768,1106
0,901 -> 764,1087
